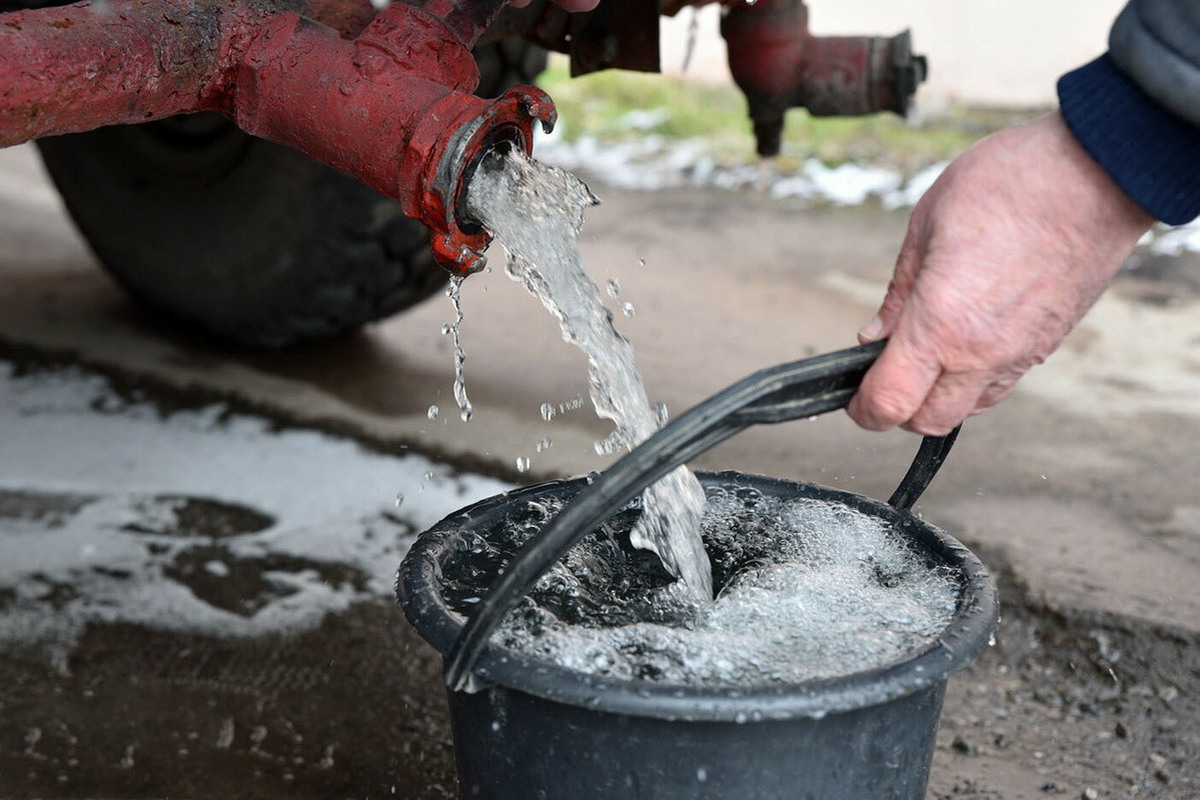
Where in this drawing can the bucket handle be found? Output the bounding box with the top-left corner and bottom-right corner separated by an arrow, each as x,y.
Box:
444,340 -> 960,692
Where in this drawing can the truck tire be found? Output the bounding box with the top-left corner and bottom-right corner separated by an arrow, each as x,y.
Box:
33,39 -> 547,347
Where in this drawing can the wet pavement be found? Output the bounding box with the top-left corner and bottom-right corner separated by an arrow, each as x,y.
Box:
1,141 -> 1198,798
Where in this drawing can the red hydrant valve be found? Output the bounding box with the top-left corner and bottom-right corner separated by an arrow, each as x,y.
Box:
722,0 -> 927,158
415,85 -> 558,276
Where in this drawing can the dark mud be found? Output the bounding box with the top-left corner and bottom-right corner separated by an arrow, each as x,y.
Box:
929,547 -> 1198,800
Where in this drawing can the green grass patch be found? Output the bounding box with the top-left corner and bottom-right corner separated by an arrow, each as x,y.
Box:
538,57 -> 1047,171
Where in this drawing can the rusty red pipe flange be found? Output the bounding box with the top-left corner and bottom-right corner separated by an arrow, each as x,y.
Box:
229,2 -> 555,274
720,0 -> 926,157
0,0 -> 554,275
410,85 -> 556,272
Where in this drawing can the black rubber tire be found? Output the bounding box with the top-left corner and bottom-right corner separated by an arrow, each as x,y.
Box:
33,38 -> 547,347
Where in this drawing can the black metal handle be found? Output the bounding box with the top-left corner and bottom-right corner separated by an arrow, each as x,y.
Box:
444,340 -> 960,692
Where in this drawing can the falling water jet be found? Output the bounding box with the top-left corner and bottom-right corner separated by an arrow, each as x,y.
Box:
464,147 -> 713,606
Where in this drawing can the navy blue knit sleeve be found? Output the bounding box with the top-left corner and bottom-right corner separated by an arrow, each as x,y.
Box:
1058,54 -> 1200,225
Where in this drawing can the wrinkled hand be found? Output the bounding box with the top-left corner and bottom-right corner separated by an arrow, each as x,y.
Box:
848,111 -> 1154,435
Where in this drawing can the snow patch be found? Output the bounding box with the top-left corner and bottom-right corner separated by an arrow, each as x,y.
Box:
535,126 -> 947,211
0,362 -> 511,667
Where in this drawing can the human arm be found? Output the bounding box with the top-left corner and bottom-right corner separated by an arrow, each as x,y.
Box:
848,0 -> 1200,435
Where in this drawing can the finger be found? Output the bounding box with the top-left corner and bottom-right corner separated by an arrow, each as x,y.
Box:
859,213 -> 927,344
902,370 -> 994,436
847,336 -> 942,431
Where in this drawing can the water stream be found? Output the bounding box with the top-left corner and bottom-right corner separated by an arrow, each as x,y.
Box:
465,147 -> 713,607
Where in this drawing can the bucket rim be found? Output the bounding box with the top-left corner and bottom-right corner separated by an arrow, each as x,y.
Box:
398,470 -> 999,722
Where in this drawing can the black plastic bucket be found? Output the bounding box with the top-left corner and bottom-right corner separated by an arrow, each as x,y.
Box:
399,470 -> 998,800
399,344 -> 999,799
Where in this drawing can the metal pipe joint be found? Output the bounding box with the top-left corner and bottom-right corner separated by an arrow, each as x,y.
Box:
721,0 -> 926,158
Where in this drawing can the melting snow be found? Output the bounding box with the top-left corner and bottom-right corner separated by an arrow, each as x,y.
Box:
1144,217 -> 1200,257
535,125 -> 947,210
0,361 -> 510,669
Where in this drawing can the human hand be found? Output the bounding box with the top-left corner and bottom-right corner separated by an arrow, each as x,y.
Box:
848,111 -> 1154,435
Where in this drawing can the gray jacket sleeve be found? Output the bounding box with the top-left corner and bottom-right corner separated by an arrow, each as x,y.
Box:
1110,0 -> 1200,127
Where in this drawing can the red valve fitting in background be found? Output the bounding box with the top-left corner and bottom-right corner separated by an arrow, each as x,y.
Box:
721,0 -> 926,157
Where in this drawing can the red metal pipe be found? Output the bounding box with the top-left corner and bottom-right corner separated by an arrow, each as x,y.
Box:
421,0 -> 509,50
721,0 -> 925,157
0,0 -> 235,143
0,0 -> 554,274
228,2 -> 555,272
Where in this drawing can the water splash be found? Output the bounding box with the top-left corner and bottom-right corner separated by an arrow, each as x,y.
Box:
442,488 -> 962,687
466,148 -> 712,605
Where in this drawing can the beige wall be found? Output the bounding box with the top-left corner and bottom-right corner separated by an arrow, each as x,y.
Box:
661,1 -> 1129,108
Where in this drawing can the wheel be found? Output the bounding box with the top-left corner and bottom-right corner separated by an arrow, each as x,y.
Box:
33,38 -> 548,347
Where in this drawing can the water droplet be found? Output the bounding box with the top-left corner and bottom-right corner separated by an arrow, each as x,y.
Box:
394,493 -> 404,508
446,276 -> 474,423
696,768 -> 707,783
536,437 -> 553,453
441,323 -> 452,336
540,403 -> 556,422
427,405 -> 439,420
638,256 -> 647,268
606,278 -> 621,298
653,402 -> 669,427
622,302 -> 636,317
516,457 -> 531,473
